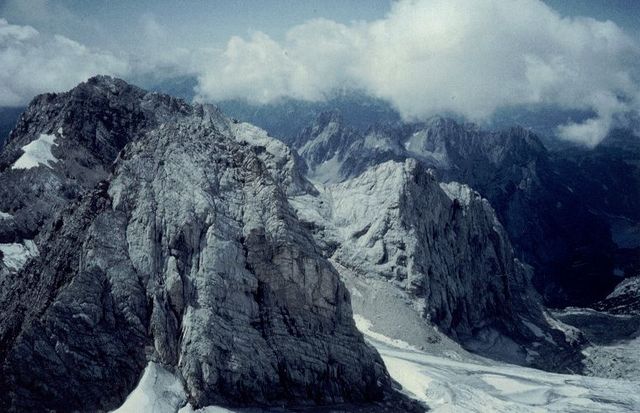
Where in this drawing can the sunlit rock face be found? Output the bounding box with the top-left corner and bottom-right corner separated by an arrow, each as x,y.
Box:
0,77 -> 399,412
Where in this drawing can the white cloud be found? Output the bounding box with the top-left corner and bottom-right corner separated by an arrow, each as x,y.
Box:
195,0 -> 640,146
127,13 -> 212,77
0,18 -> 129,106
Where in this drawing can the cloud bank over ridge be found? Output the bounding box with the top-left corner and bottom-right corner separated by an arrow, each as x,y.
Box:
1,0 -> 639,146
195,0 -> 640,146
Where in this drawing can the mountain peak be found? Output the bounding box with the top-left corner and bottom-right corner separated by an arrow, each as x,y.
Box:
0,78 -> 407,411
63,75 -> 148,104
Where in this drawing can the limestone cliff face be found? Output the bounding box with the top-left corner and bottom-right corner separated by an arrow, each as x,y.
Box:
293,113 -> 618,306
0,78 -> 399,412
291,159 -> 583,371
0,76 -> 185,277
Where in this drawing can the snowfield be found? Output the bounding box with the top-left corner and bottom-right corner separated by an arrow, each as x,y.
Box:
356,315 -> 640,413
112,363 -> 237,413
112,363 -> 186,413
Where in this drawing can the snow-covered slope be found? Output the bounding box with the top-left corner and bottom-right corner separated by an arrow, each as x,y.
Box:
114,313 -> 639,413
113,363 -> 187,413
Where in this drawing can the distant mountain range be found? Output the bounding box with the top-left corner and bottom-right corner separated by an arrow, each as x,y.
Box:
241,106 -> 640,307
1,76 -> 637,306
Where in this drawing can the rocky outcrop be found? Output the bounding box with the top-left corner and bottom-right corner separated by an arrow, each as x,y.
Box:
291,159 -> 584,371
0,78 -> 408,412
229,120 -> 316,196
0,76 -> 190,278
593,276 -> 640,315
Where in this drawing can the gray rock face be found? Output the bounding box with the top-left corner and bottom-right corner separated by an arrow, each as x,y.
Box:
593,276 -> 640,315
294,111 -> 405,184
0,78 -> 406,412
291,159 -> 584,371
294,160 -> 522,334
228,120 -> 317,196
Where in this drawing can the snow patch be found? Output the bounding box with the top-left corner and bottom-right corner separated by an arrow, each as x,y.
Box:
0,240 -> 38,271
112,362 -> 240,413
0,211 -> 12,220
12,133 -> 59,170
308,155 -> 344,184
111,362 -> 186,413
404,129 -> 449,166
353,314 -> 419,351
440,181 -> 474,206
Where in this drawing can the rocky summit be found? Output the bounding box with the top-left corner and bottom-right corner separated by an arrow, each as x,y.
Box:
0,77 -> 420,412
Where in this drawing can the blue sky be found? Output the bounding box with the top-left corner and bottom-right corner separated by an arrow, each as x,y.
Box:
0,0 -> 392,50
544,0 -> 640,36
1,0 -> 637,50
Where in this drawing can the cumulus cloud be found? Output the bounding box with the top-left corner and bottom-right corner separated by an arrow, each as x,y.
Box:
195,0 -> 640,146
0,18 -> 128,106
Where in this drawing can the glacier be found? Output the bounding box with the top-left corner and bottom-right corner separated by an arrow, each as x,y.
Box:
357,315 -> 640,413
